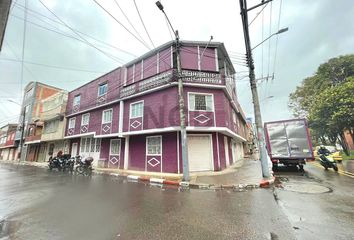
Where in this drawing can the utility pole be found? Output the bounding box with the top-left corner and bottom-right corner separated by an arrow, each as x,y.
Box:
156,1 -> 190,181
18,107 -> 26,161
175,31 -> 190,181
239,0 -> 272,178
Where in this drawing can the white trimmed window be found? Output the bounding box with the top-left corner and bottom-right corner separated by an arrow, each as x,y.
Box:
110,139 -> 121,155
73,95 -> 81,106
189,93 -> 213,111
146,136 -> 162,155
102,109 -> 113,124
81,113 -> 90,126
232,111 -> 237,125
98,83 -> 108,97
130,101 -> 144,118
68,117 -> 76,129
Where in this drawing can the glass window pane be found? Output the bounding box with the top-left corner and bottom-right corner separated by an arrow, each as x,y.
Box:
131,102 -> 144,118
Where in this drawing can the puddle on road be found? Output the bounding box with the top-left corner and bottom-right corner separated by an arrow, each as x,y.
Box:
281,183 -> 331,194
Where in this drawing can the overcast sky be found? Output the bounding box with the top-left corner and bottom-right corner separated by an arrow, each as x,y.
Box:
0,0 -> 353,126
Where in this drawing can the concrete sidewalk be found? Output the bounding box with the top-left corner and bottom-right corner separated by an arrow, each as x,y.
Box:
190,159 -> 263,187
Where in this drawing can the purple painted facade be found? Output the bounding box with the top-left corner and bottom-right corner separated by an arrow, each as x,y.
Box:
64,40 -> 247,173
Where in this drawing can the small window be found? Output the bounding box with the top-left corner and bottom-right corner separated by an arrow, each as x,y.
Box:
130,101 -> 144,118
146,136 -> 162,155
232,111 -> 237,125
81,113 -> 90,126
102,109 -> 113,124
189,93 -> 213,111
110,139 -> 121,155
68,118 -> 76,129
95,138 -> 101,152
98,83 -> 108,97
73,95 -> 81,106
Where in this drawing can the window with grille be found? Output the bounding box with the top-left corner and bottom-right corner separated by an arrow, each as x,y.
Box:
68,118 -> 76,129
146,136 -> 162,155
102,109 -> 113,124
189,93 -> 213,111
110,139 -> 121,155
130,101 -> 144,118
81,113 -> 90,126
98,83 -> 108,97
73,95 -> 81,106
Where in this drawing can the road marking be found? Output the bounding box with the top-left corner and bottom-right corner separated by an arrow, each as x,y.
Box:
309,162 -> 354,179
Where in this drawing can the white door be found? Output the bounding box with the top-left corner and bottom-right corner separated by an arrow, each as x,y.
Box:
79,137 -> 101,166
71,143 -> 78,157
188,135 -> 213,172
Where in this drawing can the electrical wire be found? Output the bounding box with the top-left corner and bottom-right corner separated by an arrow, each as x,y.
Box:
133,0 -> 155,48
272,0 -> 283,77
66,49 -> 173,112
165,15 -> 174,40
248,3 -> 268,26
13,2 -> 136,57
38,0 -> 124,64
112,0 -> 149,49
92,0 -> 151,50
0,57 -> 106,73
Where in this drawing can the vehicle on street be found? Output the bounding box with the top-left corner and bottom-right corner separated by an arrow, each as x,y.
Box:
75,156 -> 94,176
264,118 -> 314,171
313,145 -> 343,162
319,152 -> 338,171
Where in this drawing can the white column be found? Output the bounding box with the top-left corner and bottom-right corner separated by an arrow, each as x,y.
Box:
124,136 -> 129,170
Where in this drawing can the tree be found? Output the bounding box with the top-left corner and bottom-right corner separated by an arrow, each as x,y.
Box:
289,55 -> 354,154
289,54 -> 354,117
308,77 -> 354,155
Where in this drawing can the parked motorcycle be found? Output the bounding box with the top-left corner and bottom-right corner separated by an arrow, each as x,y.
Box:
61,154 -> 74,173
48,156 -> 63,171
319,153 -> 338,171
75,156 -> 94,176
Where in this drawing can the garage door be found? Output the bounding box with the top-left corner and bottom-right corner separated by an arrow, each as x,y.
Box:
188,135 -> 213,172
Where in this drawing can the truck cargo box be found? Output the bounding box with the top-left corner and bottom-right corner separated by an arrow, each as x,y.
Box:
264,119 -> 314,163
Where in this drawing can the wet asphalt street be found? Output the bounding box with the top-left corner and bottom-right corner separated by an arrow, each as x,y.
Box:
274,162 -> 354,240
0,162 -> 354,240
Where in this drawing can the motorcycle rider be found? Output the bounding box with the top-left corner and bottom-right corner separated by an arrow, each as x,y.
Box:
317,145 -> 330,156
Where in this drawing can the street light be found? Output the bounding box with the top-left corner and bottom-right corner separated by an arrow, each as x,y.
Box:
155,1 -> 190,181
251,27 -> 288,50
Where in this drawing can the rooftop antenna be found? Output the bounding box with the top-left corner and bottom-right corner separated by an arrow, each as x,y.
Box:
199,35 -> 213,70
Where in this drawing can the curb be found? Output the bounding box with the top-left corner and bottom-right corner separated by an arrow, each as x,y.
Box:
259,176 -> 276,188
1,161 -> 262,191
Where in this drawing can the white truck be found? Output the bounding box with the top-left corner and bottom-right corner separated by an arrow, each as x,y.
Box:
264,119 -> 314,171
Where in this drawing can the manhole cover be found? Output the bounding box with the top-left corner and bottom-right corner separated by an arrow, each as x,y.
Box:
282,183 -> 331,194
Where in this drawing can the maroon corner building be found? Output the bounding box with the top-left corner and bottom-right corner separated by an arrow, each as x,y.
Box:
64,40 -> 248,173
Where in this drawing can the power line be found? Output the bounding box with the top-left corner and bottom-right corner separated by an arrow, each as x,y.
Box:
112,0 -> 149,49
248,3 -> 268,26
38,0 -> 124,64
133,0 -> 155,48
92,0 -> 151,50
0,57 -> 105,73
4,41 -> 40,83
13,2 -> 137,57
273,0 -> 283,76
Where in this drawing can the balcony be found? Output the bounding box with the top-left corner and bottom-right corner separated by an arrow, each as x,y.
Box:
119,69 -> 231,98
25,134 -> 41,144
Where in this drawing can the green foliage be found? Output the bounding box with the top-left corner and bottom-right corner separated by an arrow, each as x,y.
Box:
289,55 -> 354,117
289,55 -> 354,155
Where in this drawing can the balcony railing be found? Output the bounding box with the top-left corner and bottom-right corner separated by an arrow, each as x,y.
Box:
25,134 -> 41,143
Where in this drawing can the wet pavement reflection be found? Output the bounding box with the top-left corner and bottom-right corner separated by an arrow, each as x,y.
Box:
0,163 -> 295,240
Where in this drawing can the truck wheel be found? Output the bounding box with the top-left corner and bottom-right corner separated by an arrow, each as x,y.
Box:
333,165 -> 338,172
272,163 -> 278,171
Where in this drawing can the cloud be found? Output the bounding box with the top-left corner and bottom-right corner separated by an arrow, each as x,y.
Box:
0,0 -> 353,126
